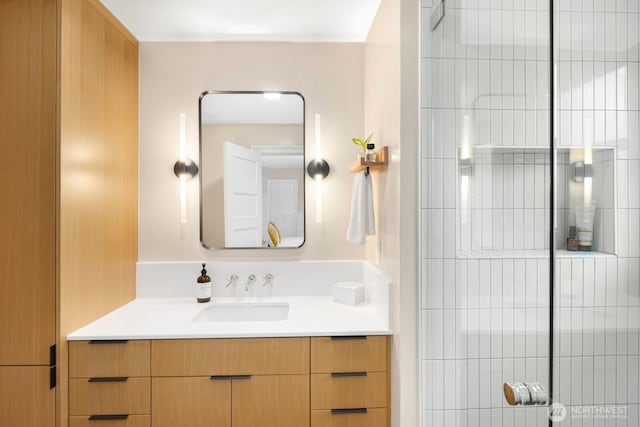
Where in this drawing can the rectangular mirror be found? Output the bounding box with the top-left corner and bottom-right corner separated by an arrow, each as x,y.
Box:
199,91 -> 305,249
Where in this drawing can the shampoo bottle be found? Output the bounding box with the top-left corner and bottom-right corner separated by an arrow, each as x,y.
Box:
197,263 -> 211,303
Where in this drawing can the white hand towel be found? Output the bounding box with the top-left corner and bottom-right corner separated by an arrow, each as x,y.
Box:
347,172 -> 376,245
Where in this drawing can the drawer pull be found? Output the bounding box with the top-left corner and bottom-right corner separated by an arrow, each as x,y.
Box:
210,375 -> 252,380
331,408 -> 368,415
330,336 -> 367,341
88,377 -> 129,383
88,340 -> 129,344
88,415 -> 129,420
331,372 -> 368,377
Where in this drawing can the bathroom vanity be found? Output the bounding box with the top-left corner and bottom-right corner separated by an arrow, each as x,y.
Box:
68,335 -> 389,427
67,262 -> 391,427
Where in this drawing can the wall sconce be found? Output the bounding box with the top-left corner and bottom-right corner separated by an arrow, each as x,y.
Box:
174,113 -> 199,224
307,114 -> 330,223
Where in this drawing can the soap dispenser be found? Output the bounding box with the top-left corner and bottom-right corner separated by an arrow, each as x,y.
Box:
197,263 -> 211,303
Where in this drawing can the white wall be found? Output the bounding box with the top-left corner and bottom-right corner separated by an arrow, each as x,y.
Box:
139,42 -> 366,261
365,0 -> 420,426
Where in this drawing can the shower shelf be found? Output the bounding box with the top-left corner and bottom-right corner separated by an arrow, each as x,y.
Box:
456,249 -> 616,260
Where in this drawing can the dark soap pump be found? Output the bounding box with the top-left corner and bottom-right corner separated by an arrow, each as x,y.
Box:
197,263 -> 212,303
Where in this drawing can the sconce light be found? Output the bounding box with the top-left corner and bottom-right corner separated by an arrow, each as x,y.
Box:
306,159 -> 330,180
174,113 -> 199,224
572,161 -> 593,183
307,114 -> 330,223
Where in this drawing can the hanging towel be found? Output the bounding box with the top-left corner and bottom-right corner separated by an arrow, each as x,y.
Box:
347,171 -> 376,245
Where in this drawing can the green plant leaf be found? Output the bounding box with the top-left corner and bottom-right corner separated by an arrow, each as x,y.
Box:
364,133 -> 373,145
352,138 -> 363,146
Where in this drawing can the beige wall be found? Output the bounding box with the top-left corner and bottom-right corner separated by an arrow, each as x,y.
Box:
365,0 -> 419,426
201,123 -> 304,247
139,42 -> 366,260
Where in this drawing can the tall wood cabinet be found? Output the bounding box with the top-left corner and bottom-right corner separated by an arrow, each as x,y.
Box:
0,0 -> 139,426
0,0 -> 57,425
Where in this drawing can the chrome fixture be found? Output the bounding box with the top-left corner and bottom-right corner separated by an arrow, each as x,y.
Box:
174,159 -> 199,179
572,161 -> 593,183
262,274 -> 274,287
306,159 -> 330,180
503,382 -> 548,406
245,274 -> 256,291
225,274 -> 239,288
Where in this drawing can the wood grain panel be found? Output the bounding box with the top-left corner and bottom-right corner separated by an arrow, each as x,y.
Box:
0,366 -> 55,427
311,409 -> 387,427
311,372 -> 387,410
69,340 -> 150,378
152,338 -> 310,376
70,415 -> 150,427
58,1 -> 139,425
232,375 -> 309,427
69,378 -> 150,415
0,0 -> 56,366
310,337 -> 387,373
152,377 -> 231,427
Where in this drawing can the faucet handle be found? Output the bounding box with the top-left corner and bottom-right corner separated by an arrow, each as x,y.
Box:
225,274 -> 239,288
262,274 -> 274,287
245,274 -> 257,291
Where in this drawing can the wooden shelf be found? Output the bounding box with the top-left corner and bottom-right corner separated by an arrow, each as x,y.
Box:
350,146 -> 389,173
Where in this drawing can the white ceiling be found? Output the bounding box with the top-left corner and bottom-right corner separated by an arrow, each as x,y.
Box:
99,0 -> 381,42
201,93 -> 304,124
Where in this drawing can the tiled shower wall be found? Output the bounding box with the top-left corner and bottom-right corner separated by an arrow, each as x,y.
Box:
420,0 -> 640,426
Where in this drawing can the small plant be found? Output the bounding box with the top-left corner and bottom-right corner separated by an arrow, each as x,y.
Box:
352,133 -> 373,154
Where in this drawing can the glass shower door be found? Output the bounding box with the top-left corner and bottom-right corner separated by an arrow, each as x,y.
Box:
420,1 -> 553,426
551,1 -> 640,426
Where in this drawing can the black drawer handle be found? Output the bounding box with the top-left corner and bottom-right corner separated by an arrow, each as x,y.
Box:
88,377 -> 129,383
331,408 -> 368,415
210,375 -> 252,380
88,415 -> 129,420
331,372 -> 367,377
330,336 -> 367,341
88,340 -> 129,344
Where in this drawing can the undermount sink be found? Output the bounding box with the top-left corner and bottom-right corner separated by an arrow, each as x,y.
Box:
192,302 -> 289,322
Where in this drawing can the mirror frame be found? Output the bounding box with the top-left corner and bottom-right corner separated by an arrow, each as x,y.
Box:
198,90 -> 306,250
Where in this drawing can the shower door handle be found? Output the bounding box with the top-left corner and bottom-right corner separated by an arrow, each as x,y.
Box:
503,382 -> 548,406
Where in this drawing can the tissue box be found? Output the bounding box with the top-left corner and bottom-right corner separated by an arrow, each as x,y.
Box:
332,282 -> 365,305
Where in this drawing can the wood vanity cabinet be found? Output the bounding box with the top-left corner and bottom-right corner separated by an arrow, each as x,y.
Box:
310,336 -> 389,427
69,336 -> 390,427
68,340 -> 151,427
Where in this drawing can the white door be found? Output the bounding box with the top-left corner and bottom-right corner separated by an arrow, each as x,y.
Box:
223,141 -> 263,247
267,179 -> 298,238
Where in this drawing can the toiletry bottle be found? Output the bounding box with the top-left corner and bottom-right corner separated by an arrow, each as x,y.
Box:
366,143 -> 376,162
197,263 -> 211,303
567,226 -> 579,251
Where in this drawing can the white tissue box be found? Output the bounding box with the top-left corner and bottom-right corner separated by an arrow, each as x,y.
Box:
332,282 -> 365,305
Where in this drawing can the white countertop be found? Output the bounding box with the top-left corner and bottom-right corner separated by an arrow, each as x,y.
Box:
67,297 -> 391,340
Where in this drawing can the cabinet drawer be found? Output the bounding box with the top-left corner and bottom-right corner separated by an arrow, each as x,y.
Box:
69,340 -> 150,378
311,372 -> 387,409
311,408 -> 387,427
70,415 -> 150,427
69,378 -> 150,415
152,338 -> 309,376
311,336 -> 387,373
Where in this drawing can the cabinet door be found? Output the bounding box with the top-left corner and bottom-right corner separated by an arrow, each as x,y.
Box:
152,377 -> 231,427
0,367 -> 54,427
232,375 -> 309,427
0,0 -> 56,367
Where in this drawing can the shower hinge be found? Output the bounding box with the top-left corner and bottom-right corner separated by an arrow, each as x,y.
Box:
431,0 -> 445,31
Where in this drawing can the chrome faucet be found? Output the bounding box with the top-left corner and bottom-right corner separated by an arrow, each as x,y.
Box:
245,274 -> 256,291
262,274 -> 274,287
